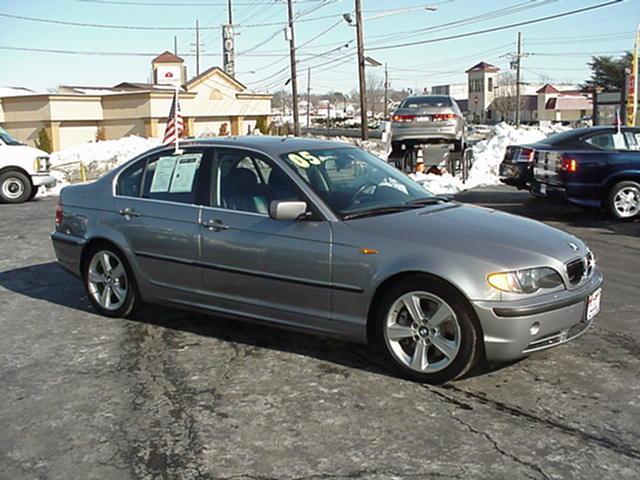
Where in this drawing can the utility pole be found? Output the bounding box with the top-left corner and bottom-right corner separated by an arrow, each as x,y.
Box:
515,31 -> 522,128
195,20 -> 200,75
174,36 -> 178,55
227,0 -> 232,24
384,63 -> 389,119
306,67 -> 311,130
355,0 -> 368,140
286,0 -> 300,136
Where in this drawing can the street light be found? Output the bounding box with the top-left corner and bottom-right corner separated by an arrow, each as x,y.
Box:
342,5 -> 438,26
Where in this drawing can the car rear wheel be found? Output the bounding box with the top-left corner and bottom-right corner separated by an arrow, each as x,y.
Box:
0,171 -> 32,204
84,246 -> 140,317
607,181 -> 640,220
374,277 -> 482,384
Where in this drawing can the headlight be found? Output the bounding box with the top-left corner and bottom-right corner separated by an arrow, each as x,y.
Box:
487,267 -> 564,294
34,156 -> 50,172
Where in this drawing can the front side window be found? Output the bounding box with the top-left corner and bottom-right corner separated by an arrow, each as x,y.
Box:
141,152 -> 203,204
216,150 -> 302,215
281,147 -> 432,217
585,133 -> 627,151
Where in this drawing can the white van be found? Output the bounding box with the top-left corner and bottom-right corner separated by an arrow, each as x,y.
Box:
0,127 -> 56,203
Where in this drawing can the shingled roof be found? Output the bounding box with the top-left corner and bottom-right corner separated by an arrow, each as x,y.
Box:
465,61 -> 500,73
152,51 -> 184,64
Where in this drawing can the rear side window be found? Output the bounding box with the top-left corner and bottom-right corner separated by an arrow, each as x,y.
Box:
585,133 -> 627,151
401,96 -> 452,108
116,160 -> 145,197
624,131 -> 640,151
141,152 -> 204,204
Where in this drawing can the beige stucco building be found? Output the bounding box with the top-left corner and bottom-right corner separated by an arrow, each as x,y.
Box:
0,51 -> 271,151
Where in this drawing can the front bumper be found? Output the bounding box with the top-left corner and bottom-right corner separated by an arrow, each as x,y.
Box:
472,268 -> 604,362
32,174 -> 57,188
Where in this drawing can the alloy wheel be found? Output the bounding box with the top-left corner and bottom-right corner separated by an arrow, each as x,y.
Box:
384,291 -> 461,373
87,250 -> 128,311
613,186 -> 640,218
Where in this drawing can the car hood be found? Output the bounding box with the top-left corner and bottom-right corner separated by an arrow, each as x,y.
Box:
343,203 -> 587,270
2,144 -> 49,160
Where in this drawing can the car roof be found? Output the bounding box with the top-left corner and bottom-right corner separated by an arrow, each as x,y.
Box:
180,135 -> 354,156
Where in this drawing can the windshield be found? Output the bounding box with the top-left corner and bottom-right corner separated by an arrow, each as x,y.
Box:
0,127 -> 23,146
281,146 -> 433,217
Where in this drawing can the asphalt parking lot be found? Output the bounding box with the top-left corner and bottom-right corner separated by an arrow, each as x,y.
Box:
1,187 -> 639,480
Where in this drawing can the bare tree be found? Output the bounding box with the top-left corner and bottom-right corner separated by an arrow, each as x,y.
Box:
491,72 -> 519,123
366,71 -> 384,118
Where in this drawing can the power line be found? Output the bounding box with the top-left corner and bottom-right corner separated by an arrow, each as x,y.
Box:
0,12 -> 220,30
367,0 -> 624,52
75,0 -> 319,6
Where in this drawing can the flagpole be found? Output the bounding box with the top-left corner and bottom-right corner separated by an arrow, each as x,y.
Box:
174,85 -> 180,155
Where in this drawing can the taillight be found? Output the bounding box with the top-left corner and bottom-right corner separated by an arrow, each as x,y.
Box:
561,156 -> 578,173
517,147 -> 536,163
55,202 -> 63,226
392,114 -> 416,123
432,113 -> 457,121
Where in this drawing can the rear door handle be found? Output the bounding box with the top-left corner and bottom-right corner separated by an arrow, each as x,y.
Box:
202,219 -> 229,231
119,207 -> 140,218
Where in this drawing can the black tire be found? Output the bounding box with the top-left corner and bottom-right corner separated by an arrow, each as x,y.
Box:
453,138 -> 465,153
83,243 -> 141,318
28,186 -> 40,201
606,180 -> 640,220
529,190 -> 545,199
373,276 -> 482,384
0,171 -> 32,204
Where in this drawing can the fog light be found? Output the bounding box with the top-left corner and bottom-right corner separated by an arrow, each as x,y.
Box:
529,322 -> 540,336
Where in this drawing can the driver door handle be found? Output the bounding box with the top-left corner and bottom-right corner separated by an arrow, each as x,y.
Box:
202,219 -> 229,231
118,207 -> 140,218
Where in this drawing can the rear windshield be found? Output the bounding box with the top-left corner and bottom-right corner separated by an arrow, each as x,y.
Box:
535,129 -> 581,146
400,96 -> 452,108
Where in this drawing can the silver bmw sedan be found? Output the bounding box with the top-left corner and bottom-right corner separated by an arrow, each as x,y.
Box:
51,137 -> 603,384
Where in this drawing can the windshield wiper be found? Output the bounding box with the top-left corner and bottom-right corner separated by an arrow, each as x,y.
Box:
343,204 -> 422,220
405,196 -> 451,205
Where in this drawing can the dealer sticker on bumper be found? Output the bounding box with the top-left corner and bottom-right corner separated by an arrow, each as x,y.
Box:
586,288 -> 602,321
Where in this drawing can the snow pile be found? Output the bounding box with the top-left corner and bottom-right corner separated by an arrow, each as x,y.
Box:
39,136 -> 160,197
411,172 -> 464,195
413,122 -> 569,194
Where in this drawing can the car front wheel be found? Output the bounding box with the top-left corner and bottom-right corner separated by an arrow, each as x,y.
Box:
607,181 -> 640,220
84,246 -> 140,317
374,277 -> 482,384
0,171 -> 32,203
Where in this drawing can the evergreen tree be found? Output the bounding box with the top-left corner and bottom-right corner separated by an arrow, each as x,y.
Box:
35,128 -> 53,153
582,52 -> 632,91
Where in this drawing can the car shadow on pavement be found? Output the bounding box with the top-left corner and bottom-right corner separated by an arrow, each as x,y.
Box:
455,188 -> 640,237
0,261 -> 515,383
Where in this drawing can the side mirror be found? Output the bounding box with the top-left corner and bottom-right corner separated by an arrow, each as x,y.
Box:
269,200 -> 308,221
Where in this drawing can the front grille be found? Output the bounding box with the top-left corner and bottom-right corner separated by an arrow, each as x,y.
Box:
566,258 -> 585,285
566,251 -> 594,286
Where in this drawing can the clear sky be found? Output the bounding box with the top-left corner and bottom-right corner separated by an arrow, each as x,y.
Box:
0,0 -> 637,94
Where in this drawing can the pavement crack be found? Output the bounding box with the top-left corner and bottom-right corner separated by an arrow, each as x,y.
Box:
443,385 -> 640,461
450,416 -> 549,480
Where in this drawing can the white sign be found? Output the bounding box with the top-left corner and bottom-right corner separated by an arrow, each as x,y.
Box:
222,24 -> 235,78
156,65 -> 182,87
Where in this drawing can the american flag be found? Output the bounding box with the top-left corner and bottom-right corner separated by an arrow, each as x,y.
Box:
162,89 -> 185,145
